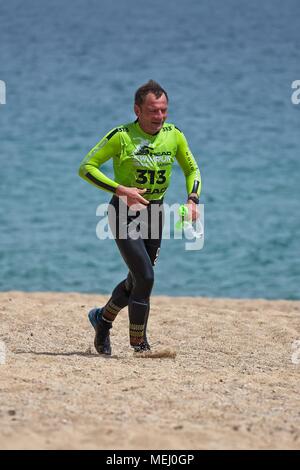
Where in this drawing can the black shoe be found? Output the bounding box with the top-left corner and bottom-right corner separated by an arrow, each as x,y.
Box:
88,308 -> 112,356
133,340 -> 151,353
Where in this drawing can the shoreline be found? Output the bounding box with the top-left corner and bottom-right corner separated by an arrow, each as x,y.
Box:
1,289 -> 299,301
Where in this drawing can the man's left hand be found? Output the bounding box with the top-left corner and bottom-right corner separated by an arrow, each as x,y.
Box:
186,200 -> 199,221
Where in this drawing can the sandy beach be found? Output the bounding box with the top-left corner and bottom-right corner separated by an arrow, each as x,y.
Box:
0,291 -> 299,450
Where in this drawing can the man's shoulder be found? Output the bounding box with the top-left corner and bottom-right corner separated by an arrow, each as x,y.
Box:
101,124 -> 131,142
109,123 -> 131,134
162,122 -> 184,134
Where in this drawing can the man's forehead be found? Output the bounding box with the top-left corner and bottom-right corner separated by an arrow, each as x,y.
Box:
144,93 -> 168,106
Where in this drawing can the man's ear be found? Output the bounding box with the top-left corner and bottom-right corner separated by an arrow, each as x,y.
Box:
134,104 -> 140,117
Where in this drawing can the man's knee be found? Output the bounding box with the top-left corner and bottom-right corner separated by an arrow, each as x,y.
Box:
143,271 -> 154,291
136,269 -> 154,297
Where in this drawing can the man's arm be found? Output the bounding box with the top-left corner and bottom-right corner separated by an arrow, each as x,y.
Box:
78,128 -> 121,194
78,128 -> 149,206
175,127 -> 201,220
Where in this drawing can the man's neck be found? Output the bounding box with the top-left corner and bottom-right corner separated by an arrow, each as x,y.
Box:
135,119 -> 160,136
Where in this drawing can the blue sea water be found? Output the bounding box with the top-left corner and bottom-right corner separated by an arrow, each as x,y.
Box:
0,0 -> 300,299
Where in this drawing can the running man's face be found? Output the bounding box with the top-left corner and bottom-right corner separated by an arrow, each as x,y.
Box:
134,92 -> 168,135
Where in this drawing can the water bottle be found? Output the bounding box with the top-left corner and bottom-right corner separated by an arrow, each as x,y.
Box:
175,205 -> 203,239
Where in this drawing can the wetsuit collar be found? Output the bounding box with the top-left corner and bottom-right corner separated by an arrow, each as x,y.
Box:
134,119 -> 160,138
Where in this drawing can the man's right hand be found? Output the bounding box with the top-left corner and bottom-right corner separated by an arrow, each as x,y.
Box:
116,185 -> 149,209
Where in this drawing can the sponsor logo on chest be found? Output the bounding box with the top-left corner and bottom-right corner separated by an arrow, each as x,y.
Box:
131,137 -> 173,166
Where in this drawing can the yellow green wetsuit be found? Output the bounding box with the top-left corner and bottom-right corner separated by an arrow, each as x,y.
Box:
79,120 -> 201,200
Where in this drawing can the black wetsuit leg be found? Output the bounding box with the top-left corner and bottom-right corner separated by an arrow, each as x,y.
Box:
107,196 -> 164,346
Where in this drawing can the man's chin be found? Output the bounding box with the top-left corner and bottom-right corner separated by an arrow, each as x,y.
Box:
152,122 -> 163,132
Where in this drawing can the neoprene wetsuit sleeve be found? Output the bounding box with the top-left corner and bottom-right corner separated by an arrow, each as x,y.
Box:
175,127 -> 201,197
78,128 -> 121,193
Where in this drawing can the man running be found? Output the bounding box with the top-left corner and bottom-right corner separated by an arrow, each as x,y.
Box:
78,80 -> 201,355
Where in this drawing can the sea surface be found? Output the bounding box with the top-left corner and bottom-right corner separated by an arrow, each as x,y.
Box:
1,0 -> 300,299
